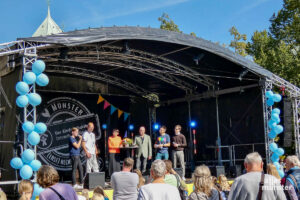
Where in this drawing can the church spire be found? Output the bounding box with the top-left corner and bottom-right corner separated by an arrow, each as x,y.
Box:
32,0 -> 62,37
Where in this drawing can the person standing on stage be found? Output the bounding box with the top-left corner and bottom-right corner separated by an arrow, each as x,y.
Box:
172,125 -> 187,179
82,122 -> 99,173
108,129 -> 123,176
69,127 -> 84,189
134,126 -> 152,174
154,126 -> 170,160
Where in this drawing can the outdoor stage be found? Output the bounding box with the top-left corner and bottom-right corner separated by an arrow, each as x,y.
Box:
0,26 -> 299,196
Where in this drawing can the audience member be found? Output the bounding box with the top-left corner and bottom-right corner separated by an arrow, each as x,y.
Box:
218,174 -> 230,200
188,165 -> 219,200
228,152 -> 286,200
92,194 -> 104,200
0,190 -> 6,200
93,186 -> 108,200
138,160 -> 181,200
81,189 -> 90,200
267,163 -> 281,180
164,160 -> 179,187
111,157 -> 139,200
134,169 -> 146,188
18,180 -> 33,200
282,155 -> 300,200
37,165 -> 78,200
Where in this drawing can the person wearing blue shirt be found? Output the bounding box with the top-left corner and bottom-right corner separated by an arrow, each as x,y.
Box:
69,127 -> 84,189
154,126 -> 170,160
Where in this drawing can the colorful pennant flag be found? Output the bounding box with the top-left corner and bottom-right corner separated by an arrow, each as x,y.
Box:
124,112 -> 129,121
103,101 -> 110,110
97,95 -> 105,104
110,105 -> 117,115
118,109 -> 124,118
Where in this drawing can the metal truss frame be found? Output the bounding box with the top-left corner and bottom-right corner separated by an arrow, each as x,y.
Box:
261,80 -> 273,163
45,65 -> 152,96
292,99 -> 300,156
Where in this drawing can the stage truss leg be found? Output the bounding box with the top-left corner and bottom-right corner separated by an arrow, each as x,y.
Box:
22,46 -> 37,156
292,98 -> 300,157
261,80 -> 273,164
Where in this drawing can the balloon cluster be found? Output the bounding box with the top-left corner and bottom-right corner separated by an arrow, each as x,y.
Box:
11,60 -> 48,198
266,90 -> 285,177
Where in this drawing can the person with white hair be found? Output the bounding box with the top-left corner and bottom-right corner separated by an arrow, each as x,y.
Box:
282,155 -> 300,199
138,160 -> 181,200
228,152 -> 286,200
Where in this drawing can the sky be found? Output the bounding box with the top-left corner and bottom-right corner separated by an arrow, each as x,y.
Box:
0,0 -> 283,45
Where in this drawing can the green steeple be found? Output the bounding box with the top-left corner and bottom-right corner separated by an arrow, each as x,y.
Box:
32,2 -> 62,37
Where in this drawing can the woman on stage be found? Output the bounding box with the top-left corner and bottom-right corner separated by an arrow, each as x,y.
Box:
108,129 -> 123,176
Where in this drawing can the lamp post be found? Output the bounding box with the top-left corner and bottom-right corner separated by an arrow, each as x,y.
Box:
102,124 -> 107,169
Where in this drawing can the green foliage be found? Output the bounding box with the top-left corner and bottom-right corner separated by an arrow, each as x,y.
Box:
158,13 -> 182,33
229,26 -> 248,57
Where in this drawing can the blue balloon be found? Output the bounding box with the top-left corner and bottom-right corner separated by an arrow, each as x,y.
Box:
272,94 -> 282,103
266,98 -> 274,106
270,142 -> 278,152
275,148 -> 285,157
272,108 -> 281,115
266,90 -> 274,98
32,183 -> 44,198
271,113 -> 280,122
28,132 -> 40,146
32,60 -> 45,75
29,160 -> 41,171
10,157 -> 23,169
34,122 -> 47,134
20,165 -> 33,180
271,153 -> 279,162
268,120 -> 277,129
27,93 -> 42,106
23,72 -> 36,85
268,131 -> 277,139
22,121 -> 34,133
274,125 -> 284,134
16,95 -> 29,108
278,170 -> 285,178
273,161 -> 280,169
36,73 -> 49,87
16,82 -> 29,95
22,149 -> 35,164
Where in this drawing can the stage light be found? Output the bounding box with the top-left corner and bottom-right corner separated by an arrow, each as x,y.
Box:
190,121 -> 196,128
129,124 -> 134,131
153,123 -> 160,130
102,124 -> 107,129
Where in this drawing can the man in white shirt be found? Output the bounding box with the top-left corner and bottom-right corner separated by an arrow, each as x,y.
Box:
82,122 -> 99,173
228,152 -> 286,200
138,160 -> 181,200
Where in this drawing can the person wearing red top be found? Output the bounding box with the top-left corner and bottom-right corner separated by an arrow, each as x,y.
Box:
108,129 -> 123,176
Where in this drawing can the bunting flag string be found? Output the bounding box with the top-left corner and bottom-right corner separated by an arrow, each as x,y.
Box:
97,94 -> 130,121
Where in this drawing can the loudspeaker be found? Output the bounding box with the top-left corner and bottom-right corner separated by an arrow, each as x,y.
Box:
229,165 -> 241,178
209,166 -> 225,177
174,168 -> 183,178
84,172 -> 105,189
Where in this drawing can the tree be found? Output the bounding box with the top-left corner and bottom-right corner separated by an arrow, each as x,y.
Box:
229,26 -> 248,57
158,13 -> 182,33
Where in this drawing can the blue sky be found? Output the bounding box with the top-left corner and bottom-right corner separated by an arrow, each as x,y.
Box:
0,0 -> 283,44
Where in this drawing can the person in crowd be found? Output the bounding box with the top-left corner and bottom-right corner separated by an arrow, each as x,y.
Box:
164,160 -> 179,187
108,129 -> 123,176
134,169 -> 146,188
189,165 -> 219,200
69,127 -> 84,189
111,157 -> 139,200
18,180 -> 33,200
172,125 -> 187,179
154,126 -> 170,160
228,152 -> 286,200
138,160 -> 181,200
267,163 -> 281,180
93,186 -> 109,200
218,174 -> 231,200
37,165 -> 78,200
81,189 -> 90,200
82,122 -> 99,173
134,126 -> 152,174
282,155 -> 300,200
0,190 -> 6,200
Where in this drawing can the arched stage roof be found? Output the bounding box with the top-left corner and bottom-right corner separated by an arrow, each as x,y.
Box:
13,26 -> 299,100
